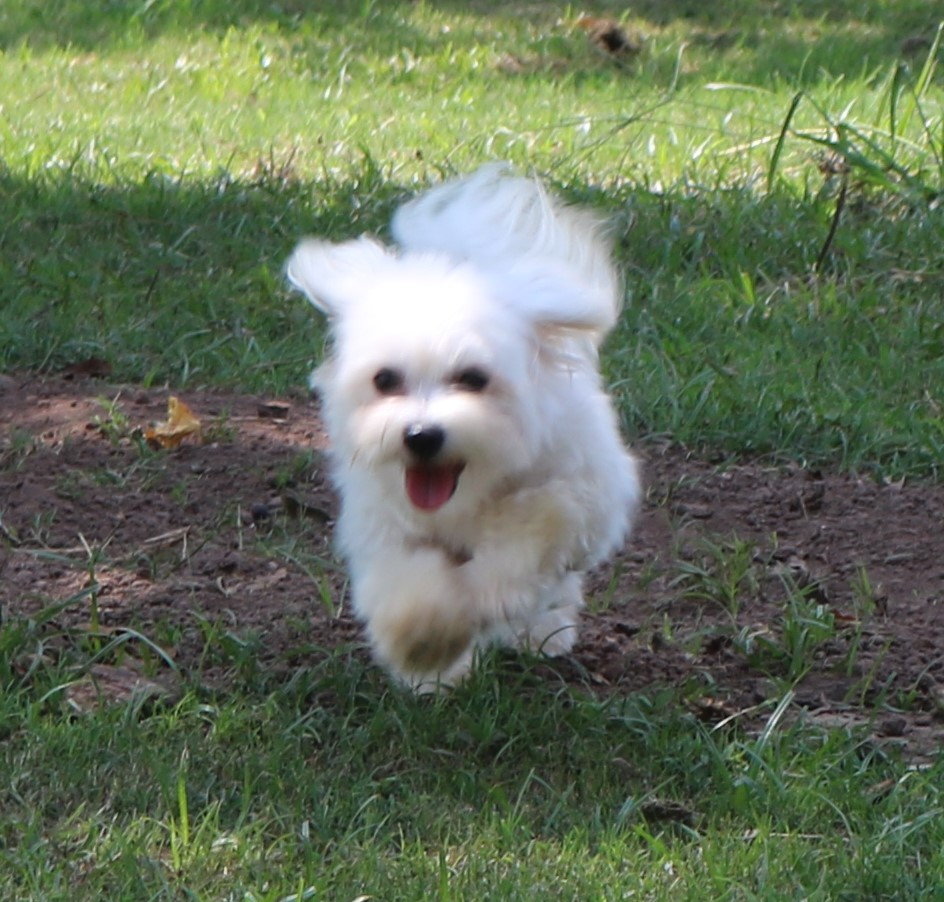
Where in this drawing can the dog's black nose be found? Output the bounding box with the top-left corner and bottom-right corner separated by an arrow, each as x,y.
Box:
403,424 -> 445,460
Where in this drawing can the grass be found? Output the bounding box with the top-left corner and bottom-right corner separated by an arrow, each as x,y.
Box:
1,0 -> 943,474
2,0 -> 944,898
4,635 -> 944,900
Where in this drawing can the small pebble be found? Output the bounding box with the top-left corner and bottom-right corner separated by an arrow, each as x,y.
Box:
251,503 -> 272,522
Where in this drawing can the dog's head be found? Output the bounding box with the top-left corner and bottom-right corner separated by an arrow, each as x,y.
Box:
287,237 -> 602,520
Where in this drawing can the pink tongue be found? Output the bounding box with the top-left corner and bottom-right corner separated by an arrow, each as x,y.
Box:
405,465 -> 461,511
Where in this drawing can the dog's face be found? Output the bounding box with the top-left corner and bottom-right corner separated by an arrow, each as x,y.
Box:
288,239 -> 549,520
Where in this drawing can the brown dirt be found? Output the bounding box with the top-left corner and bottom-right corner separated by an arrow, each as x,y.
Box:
3,375 -> 944,758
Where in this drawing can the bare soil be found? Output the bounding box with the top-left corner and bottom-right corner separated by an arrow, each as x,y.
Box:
3,375 -> 943,759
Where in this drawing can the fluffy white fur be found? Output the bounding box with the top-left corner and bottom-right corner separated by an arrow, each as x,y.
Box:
287,164 -> 640,690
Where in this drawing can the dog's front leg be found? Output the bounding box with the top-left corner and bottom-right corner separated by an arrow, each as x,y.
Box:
460,481 -> 584,625
354,545 -> 479,687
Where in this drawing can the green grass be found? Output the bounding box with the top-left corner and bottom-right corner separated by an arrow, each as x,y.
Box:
4,634 -> 944,900
2,0 -> 943,475
2,1 -> 944,898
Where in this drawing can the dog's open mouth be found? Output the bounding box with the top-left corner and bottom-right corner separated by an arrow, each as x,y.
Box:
405,463 -> 464,512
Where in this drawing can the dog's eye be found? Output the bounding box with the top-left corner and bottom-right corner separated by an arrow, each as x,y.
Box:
373,367 -> 405,395
453,367 -> 490,392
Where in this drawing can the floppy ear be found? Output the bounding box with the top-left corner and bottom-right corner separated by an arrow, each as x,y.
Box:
490,258 -> 619,340
285,237 -> 391,317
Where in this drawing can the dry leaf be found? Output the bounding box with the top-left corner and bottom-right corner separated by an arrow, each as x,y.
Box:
575,16 -> 643,57
145,396 -> 201,449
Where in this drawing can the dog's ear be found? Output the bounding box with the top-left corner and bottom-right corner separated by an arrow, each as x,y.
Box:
491,259 -> 619,339
286,237 -> 390,317
392,164 -> 621,340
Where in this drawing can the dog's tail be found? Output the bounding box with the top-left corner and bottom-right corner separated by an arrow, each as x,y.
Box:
391,164 -> 621,341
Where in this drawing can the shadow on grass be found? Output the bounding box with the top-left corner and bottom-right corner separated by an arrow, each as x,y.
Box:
0,160 -> 813,390
0,158 -> 412,392
2,85 -> 943,476
2,146 -> 942,408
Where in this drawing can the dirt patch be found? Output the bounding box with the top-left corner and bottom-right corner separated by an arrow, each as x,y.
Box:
3,375 -> 944,757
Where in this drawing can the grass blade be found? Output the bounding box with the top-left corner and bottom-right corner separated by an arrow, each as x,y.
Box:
768,91 -> 804,192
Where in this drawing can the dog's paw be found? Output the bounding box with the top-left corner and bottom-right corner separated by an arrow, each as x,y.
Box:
370,606 -> 477,689
357,546 -> 479,683
517,603 -> 581,657
399,619 -> 474,674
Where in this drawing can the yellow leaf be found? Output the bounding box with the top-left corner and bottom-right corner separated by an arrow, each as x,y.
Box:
145,396 -> 201,449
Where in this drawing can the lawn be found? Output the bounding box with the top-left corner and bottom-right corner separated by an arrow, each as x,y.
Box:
2,1 -> 944,899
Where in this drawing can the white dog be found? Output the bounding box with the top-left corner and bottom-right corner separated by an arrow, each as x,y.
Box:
287,164 -> 640,690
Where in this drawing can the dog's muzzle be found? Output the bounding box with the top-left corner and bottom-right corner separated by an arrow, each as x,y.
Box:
403,424 -> 446,460
402,424 -> 463,512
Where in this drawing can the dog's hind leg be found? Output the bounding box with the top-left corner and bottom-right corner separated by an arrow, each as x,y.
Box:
512,571 -> 584,657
